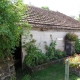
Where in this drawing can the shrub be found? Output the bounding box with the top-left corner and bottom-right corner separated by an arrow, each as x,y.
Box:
55,49 -> 66,59
65,33 -> 78,41
23,39 -> 48,67
67,54 -> 80,68
45,40 -> 56,60
75,39 -> 80,53
0,0 -> 28,60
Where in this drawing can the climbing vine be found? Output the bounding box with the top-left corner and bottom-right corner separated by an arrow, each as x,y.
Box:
0,0 -> 29,60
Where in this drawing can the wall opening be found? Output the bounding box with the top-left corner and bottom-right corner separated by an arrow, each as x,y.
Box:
13,37 -> 22,71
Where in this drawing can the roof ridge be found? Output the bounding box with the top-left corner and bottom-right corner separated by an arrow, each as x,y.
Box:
26,5 -> 80,30
28,5 -> 80,23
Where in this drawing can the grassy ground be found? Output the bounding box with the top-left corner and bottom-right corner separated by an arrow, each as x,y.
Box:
16,63 -> 80,80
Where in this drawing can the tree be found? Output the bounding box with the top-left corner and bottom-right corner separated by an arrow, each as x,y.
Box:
77,14 -> 80,21
41,6 -> 50,10
0,0 -> 28,60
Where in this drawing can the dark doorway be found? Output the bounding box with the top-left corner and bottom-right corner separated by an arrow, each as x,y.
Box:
13,39 -> 22,70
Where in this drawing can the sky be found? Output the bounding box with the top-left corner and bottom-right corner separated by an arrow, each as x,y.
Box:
23,0 -> 80,18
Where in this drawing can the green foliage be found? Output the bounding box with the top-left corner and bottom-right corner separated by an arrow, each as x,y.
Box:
55,49 -> 66,59
45,34 -> 65,60
23,38 -> 48,67
77,14 -> 80,21
22,75 -> 30,80
75,39 -> 80,53
65,33 -> 78,41
10,76 -> 16,80
78,17 -> 80,21
0,0 -> 28,59
45,40 -> 56,60
67,54 -> 80,68
23,34 -> 66,67
41,6 -> 50,10
30,63 -> 80,80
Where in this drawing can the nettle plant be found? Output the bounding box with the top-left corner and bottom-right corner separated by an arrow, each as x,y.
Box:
45,35 -> 56,60
23,35 -> 48,67
0,0 -> 28,60
45,35 -> 66,60
55,49 -> 66,59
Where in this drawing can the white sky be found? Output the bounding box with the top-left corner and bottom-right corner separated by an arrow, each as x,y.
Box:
23,0 -> 80,18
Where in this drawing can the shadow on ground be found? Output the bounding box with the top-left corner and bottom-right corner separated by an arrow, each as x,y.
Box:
16,68 -> 29,80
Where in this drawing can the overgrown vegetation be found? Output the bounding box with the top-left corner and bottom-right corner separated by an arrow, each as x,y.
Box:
75,39 -> 80,53
65,33 -> 78,41
30,63 -> 80,80
16,63 -> 80,80
21,34 -> 80,80
45,42 -> 66,60
67,54 -> 80,68
0,0 -> 28,60
45,35 -> 66,60
45,40 -> 56,60
23,34 -> 66,67
55,49 -> 66,59
23,36 -> 48,67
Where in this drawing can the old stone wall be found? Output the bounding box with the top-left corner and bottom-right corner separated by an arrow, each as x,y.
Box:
0,61 -> 16,80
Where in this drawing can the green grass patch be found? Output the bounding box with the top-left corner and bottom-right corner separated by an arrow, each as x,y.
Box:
16,63 -> 80,80
30,63 -> 80,80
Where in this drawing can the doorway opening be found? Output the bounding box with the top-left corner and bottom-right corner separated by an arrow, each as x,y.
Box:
13,39 -> 22,70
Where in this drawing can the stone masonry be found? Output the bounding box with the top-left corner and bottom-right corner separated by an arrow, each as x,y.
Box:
0,61 -> 16,80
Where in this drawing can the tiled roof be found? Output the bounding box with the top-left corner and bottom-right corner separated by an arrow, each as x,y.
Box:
25,6 -> 80,30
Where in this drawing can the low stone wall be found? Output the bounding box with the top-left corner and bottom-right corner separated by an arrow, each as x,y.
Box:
0,61 -> 16,80
25,58 -> 66,73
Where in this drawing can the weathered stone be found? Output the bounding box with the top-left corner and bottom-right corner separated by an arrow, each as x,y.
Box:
0,61 -> 16,80
24,58 -> 65,73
